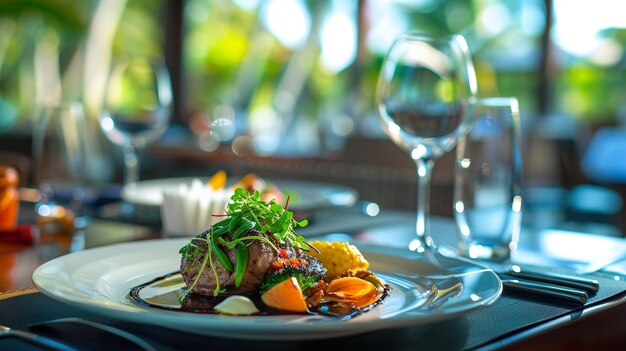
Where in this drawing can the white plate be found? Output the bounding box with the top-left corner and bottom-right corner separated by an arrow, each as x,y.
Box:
121,178 -> 358,210
33,239 -> 501,340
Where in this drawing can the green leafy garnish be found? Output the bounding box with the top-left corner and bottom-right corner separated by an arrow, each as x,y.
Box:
226,188 -> 309,250
179,188 -> 310,297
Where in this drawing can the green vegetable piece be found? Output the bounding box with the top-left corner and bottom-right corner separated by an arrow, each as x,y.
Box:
234,242 -> 248,288
232,219 -> 255,240
212,225 -> 230,237
259,267 -> 321,295
213,217 -> 230,228
210,236 -> 233,272
228,211 -> 243,231
218,236 -> 229,246
179,244 -> 188,255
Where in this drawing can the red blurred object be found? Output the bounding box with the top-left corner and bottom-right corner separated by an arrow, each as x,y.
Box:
0,252 -> 16,291
0,224 -> 34,245
0,165 -> 19,230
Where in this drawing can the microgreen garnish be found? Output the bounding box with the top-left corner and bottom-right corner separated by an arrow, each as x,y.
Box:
228,188 -> 309,249
179,188 -> 310,297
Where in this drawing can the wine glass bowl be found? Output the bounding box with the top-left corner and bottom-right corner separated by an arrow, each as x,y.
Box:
376,33 -> 477,251
99,57 -> 172,185
377,34 -> 476,160
33,103 -> 88,233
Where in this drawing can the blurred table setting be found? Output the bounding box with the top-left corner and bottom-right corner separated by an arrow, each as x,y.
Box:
3,182 -> 626,350
3,28 -> 626,351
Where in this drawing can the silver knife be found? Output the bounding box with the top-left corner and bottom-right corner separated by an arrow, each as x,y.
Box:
507,265 -> 599,293
502,279 -> 588,305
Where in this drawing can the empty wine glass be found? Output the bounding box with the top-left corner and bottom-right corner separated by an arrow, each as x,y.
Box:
376,33 -> 477,252
33,103 -> 89,238
99,57 -> 172,187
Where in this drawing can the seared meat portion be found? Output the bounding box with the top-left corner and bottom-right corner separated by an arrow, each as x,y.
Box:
180,229 -> 278,295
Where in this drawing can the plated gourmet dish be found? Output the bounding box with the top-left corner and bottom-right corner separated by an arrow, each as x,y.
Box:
131,187 -> 388,317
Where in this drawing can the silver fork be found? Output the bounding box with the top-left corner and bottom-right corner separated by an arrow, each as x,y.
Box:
0,324 -> 78,351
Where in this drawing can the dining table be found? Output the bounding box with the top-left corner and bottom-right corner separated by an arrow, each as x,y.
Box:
2,192 -> 626,351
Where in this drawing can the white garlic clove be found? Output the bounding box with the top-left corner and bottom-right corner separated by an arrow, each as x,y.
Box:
214,295 -> 260,315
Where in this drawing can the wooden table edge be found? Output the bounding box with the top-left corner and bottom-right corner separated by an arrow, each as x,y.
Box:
0,287 -> 39,300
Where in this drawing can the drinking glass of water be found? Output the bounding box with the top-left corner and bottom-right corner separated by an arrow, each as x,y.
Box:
99,57 -> 172,186
454,97 -> 523,261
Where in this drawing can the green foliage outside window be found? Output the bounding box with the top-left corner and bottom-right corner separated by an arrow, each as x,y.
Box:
1,0 -> 625,142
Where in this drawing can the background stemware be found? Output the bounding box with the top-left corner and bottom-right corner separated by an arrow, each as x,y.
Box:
32,102 -> 88,243
375,33 -> 477,252
99,57 -> 172,189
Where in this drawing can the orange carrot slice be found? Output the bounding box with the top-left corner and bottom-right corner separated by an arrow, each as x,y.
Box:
261,277 -> 308,313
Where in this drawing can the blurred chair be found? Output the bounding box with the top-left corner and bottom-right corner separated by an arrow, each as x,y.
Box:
523,116 -> 626,236
580,127 -> 626,184
574,127 -> 626,236
562,184 -> 623,237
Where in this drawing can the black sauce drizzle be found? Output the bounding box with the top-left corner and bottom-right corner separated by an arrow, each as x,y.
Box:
129,271 -> 390,318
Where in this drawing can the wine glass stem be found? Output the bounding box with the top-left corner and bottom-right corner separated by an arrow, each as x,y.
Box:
415,158 -> 435,248
122,146 -> 139,185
